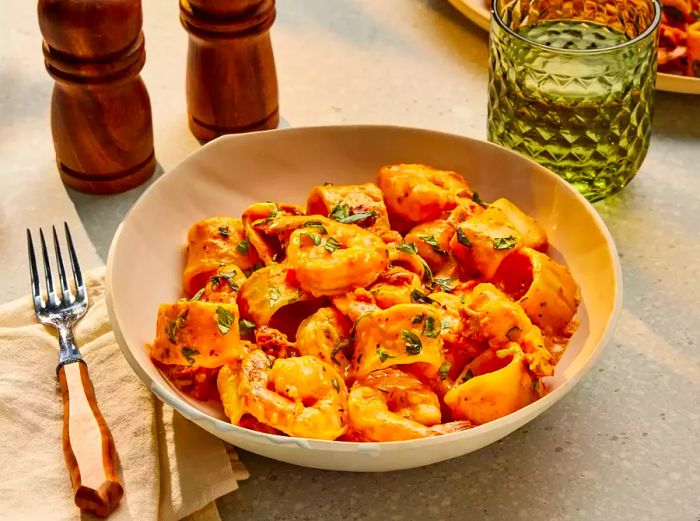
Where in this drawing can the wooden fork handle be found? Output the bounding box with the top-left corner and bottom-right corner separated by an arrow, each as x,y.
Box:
58,361 -> 123,517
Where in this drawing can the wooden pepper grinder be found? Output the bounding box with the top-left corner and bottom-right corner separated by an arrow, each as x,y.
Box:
38,0 -> 156,194
180,0 -> 279,142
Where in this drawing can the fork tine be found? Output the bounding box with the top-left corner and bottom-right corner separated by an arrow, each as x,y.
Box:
39,228 -> 60,307
64,222 -> 86,302
27,229 -> 44,311
52,225 -> 73,304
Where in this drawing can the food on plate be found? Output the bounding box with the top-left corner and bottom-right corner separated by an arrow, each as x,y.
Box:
658,0 -> 700,77
148,164 -> 580,441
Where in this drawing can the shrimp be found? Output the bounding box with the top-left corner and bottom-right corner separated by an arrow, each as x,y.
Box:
346,382 -> 472,441
378,164 -> 481,224
286,217 -> 389,297
462,283 -> 555,377
295,307 -> 353,374
352,303 -> 443,377
444,343 -> 539,425
368,267 -> 422,309
358,368 -> 441,426
237,350 -> 349,439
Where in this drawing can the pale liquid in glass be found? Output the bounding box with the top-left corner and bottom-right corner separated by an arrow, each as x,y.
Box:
488,20 -> 655,201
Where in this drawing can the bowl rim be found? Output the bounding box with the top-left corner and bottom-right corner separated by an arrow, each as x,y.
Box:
105,124 -> 623,450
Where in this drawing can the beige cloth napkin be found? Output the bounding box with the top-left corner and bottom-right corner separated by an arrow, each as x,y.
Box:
0,268 -> 248,521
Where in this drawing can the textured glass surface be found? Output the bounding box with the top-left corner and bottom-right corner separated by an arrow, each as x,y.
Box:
487,0 -> 660,202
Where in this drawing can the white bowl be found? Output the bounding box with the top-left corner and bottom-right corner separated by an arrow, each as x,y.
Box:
106,125 -> 622,472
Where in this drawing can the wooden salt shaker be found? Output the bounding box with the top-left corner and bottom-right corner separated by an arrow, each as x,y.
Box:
38,0 -> 156,194
180,0 -> 279,141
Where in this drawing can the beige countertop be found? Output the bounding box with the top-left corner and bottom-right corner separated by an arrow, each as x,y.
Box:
2,0 -> 699,520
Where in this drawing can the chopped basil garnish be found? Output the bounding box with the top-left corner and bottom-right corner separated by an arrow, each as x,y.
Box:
331,339 -> 349,364
493,236 -> 517,250
269,286 -> 281,307
329,202 -> 350,221
506,326 -> 521,340
181,347 -> 199,366
410,289 -> 434,304
422,316 -> 438,338
303,221 -> 328,234
337,211 -> 376,224
461,368 -> 475,383
236,238 -> 250,255
239,318 -> 256,334
166,320 -> 177,343
418,257 -> 433,283
401,330 -> 422,355
301,232 -> 321,246
439,362 -> 451,380
418,235 -> 448,256
412,314 -> 425,325
376,346 -> 395,363
457,227 -> 472,248
432,277 -> 458,293
325,237 -> 341,253
218,226 -> 229,238
331,379 -> 340,392
215,306 -> 235,335
472,191 -> 489,207
191,288 -> 205,302
396,242 -> 417,255
329,203 -> 376,225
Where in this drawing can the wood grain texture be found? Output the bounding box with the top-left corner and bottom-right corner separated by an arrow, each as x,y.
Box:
58,362 -> 123,517
181,0 -> 279,141
38,0 -> 155,194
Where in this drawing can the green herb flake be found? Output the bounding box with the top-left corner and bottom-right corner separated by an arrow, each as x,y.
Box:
239,318 -> 256,334
218,226 -> 229,238
181,347 -> 199,366
410,289 -> 434,304
439,362 -> 451,380
302,221 -> 328,234
493,236 -> 517,250
472,191 -> 489,207
337,211 -> 377,225
331,379 -> 340,392
401,330 -> 422,355
301,232 -> 321,246
412,314 -> 425,325
419,257 -> 433,283
421,316 -> 439,338
433,277 -> 458,293
190,288 -> 205,302
418,235 -> 448,256
461,368 -> 475,384
331,339 -> 349,364
457,227 -> 472,248
376,346 -> 395,363
506,326 -> 521,341
329,202 -> 350,221
269,286 -> 281,307
396,242 -> 418,255
325,236 -> 341,253
236,238 -> 250,255
166,320 -> 177,344
215,306 -> 235,335
441,320 -> 452,331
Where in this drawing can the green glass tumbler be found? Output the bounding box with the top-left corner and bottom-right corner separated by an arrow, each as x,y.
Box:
487,0 -> 661,202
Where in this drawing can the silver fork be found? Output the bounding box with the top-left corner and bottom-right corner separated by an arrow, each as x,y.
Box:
28,224 -> 123,517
